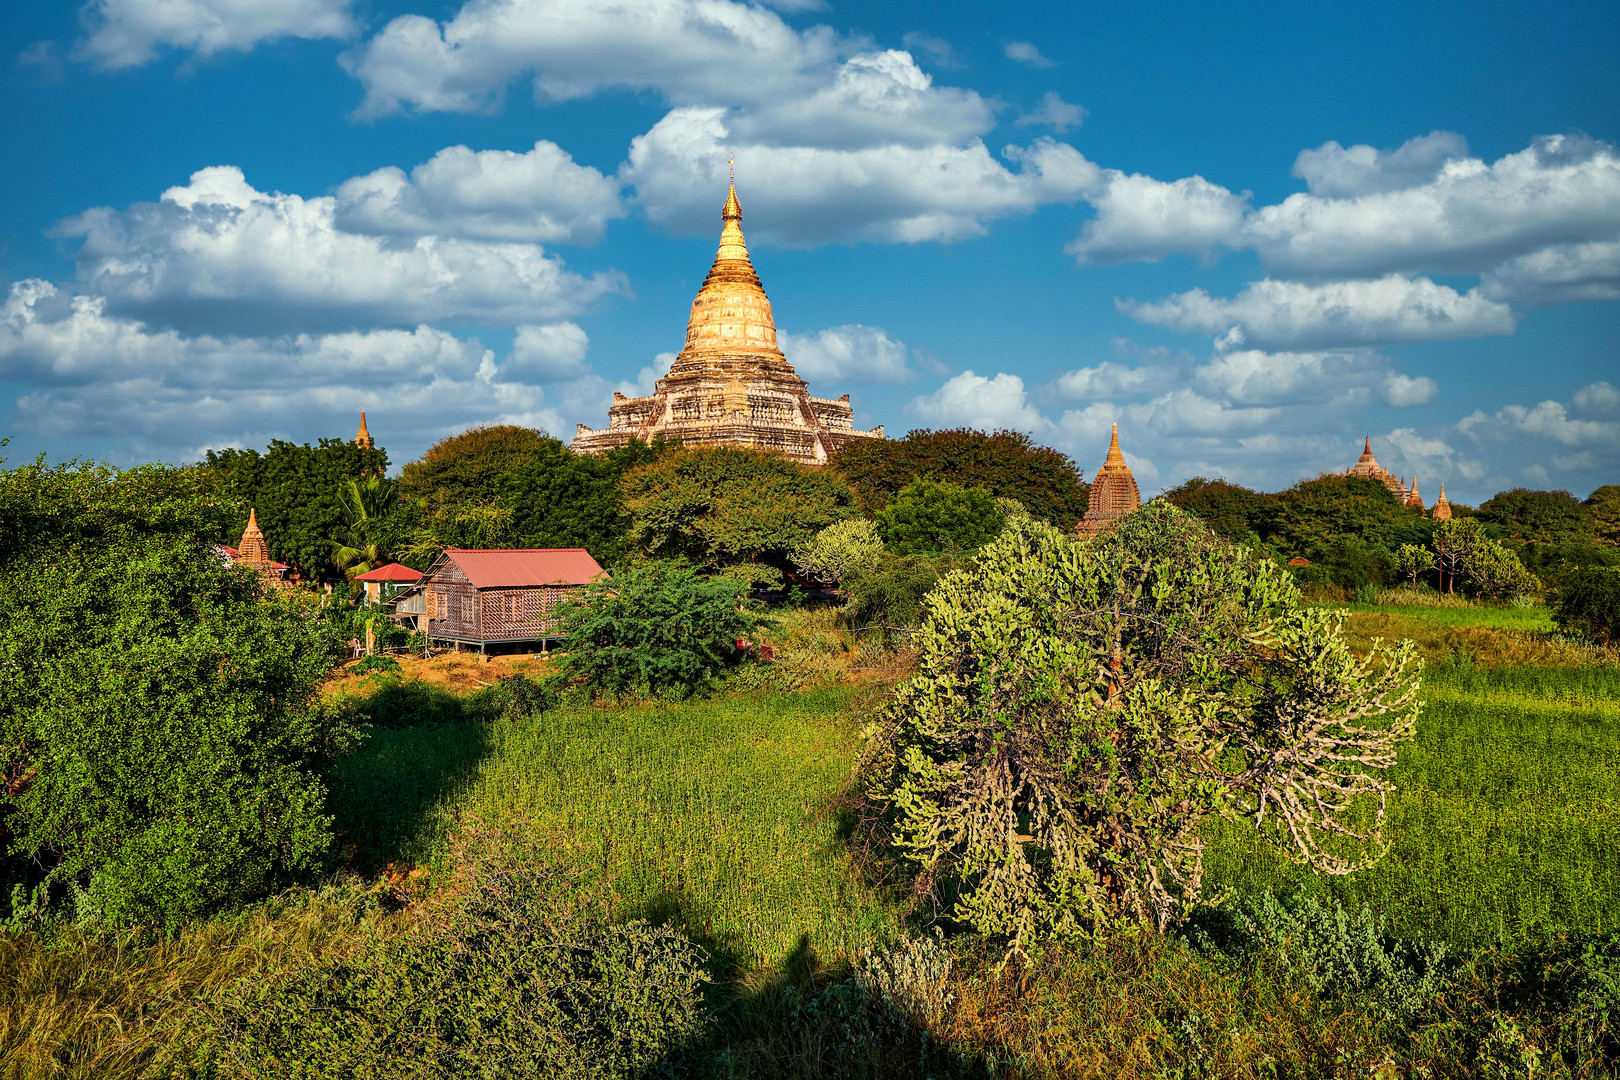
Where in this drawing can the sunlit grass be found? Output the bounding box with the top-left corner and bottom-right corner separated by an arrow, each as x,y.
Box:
1204,662 -> 1620,947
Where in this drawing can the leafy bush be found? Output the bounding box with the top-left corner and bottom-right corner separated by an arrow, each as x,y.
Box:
554,562 -> 767,699
207,837 -> 709,1079
856,930 -> 956,1030
1552,567 -> 1620,645
794,517 -> 886,586
1189,893 -> 1449,1019
874,478 -> 1004,556
350,653 -> 402,678
863,506 -> 1421,953
1,460 -> 346,927
841,553 -> 954,635
1462,539 -> 1541,598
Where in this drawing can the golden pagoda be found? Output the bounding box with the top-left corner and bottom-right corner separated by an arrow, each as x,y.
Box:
1076,424 -> 1141,535
570,173 -> 883,463
1432,482 -> 1453,522
355,411 -> 373,450
231,509 -> 289,583
1344,436 -> 1413,502
1406,476 -> 1425,511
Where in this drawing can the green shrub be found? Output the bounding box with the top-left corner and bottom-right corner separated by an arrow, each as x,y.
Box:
1552,567 -> 1620,645
350,653 -> 402,678
208,840 -> 708,1079
1189,893 -> 1449,1019
793,517 -> 886,587
874,478 -> 1003,556
554,562 -> 767,699
0,459 -> 346,927
863,505 -> 1421,953
841,553 -> 955,634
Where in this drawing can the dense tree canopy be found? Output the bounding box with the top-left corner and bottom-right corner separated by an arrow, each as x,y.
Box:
621,447 -> 857,585
1,459 -> 344,926
397,425 -> 554,507
1586,485 -> 1620,545
503,438 -> 667,566
1162,477 -> 1273,541
1478,488 -> 1594,545
1267,475 -> 1430,555
829,428 -> 1089,529
874,478 -> 1004,555
207,438 -> 388,580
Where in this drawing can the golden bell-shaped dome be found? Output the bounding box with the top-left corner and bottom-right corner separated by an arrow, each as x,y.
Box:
672,180 -> 789,375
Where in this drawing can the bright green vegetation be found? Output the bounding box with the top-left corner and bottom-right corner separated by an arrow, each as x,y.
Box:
339,685 -> 901,970
1205,661 -> 1620,947
1334,600 -> 1557,630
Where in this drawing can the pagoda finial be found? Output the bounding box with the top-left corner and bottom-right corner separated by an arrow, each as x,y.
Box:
1104,422 -> 1126,466
356,410 -> 373,449
723,156 -> 741,221
1364,434 -> 1371,454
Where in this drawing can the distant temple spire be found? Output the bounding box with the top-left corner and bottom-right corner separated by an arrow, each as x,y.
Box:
1432,482 -> 1453,522
355,410 -> 373,450
238,508 -> 271,564
1076,424 -> 1141,536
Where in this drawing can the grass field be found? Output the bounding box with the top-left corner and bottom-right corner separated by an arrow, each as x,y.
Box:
7,598 -> 1619,1078
1204,660 -> 1620,947
334,684 -> 903,972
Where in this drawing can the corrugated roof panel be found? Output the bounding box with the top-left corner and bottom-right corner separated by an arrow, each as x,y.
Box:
442,549 -> 608,589
353,563 -> 423,582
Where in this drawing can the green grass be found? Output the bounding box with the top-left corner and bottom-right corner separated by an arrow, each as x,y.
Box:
1334,601 -> 1558,632
1204,662 -> 1620,947
338,685 -> 902,971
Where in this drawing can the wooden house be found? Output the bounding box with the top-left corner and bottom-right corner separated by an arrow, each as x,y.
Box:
352,562 -> 422,603
392,548 -> 607,651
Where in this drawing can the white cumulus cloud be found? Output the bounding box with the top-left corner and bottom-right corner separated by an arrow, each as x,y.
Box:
1120,274 -> 1517,350
1016,92 -> 1085,134
1480,240 -> 1620,306
1291,131 -> 1470,198
79,0 -> 354,69
908,370 -> 1047,433
1382,372 -> 1439,407
1051,360 -> 1175,400
778,324 -> 914,384
335,141 -> 625,244
1003,41 -> 1055,68
56,165 -> 623,335
1066,171 -> 1249,265
624,110 -> 1096,244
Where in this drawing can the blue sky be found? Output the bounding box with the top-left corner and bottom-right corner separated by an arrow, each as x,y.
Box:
2,0 -> 1616,504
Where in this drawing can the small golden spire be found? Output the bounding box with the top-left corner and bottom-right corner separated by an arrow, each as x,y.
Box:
1104,422 -> 1126,467
355,410 -> 373,449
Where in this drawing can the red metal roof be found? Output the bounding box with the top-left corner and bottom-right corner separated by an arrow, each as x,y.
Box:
442,549 -> 607,589
353,562 -> 423,582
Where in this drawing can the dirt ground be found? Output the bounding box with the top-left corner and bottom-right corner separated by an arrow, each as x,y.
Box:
322,648 -> 559,697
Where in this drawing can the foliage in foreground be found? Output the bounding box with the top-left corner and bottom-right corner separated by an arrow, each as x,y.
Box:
864,504 -> 1423,952
875,478 -> 1005,556
0,459 -> 345,927
553,561 -> 767,699
1553,566 -> 1620,645
207,828 -> 708,1080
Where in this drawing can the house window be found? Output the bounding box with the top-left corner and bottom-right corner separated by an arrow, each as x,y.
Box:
434,591 -> 448,620
461,594 -> 474,623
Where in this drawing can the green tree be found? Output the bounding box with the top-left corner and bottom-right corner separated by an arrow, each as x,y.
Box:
874,478 -> 1004,556
207,438 -> 389,580
1461,540 -> 1541,598
830,428 -> 1089,528
1478,488 -> 1595,545
398,425 -> 554,507
1552,567 -> 1620,645
1267,474 -> 1428,555
1432,517 -> 1485,594
553,562 -> 767,699
1583,484 -> 1620,545
329,474 -> 398,577
1393,543 -> 1436,588
863,506 -> 1420,952
621,447 -> 857,585
1162,477 -> 1273,542
503,437 -> 668,566
0,459 -> 344,926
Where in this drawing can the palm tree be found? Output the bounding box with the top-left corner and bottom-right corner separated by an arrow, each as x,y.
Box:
329,475 -> 398,578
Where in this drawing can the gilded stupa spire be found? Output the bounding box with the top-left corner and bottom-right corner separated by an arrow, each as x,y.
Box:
355,410 -> 373,449
1104,422 -> 1126,467
238,508 -> 271,565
